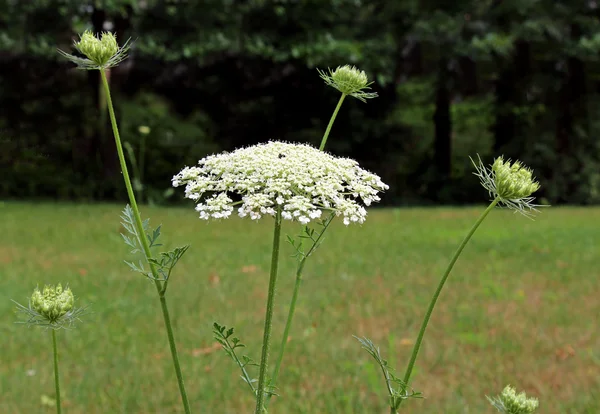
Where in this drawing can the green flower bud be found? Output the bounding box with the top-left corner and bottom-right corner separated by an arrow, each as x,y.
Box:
493,157 -> 540,200
31,284 -> 74,323
76,30 -> 120,66
58,30 -> 131,70
318,65 -> 378,102
472,155 -> 544,217
14,284 -> 86,329
487,385 -> 539,414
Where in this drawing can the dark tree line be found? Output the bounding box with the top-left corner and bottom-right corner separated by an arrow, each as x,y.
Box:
1,0 -> 600,205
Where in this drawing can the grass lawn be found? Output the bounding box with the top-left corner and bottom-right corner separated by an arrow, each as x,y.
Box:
0,202 -> 598,413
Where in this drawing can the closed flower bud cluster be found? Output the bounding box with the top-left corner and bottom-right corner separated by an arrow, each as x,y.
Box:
487,385 -> 539,414
472,155 -> 542,217
58,30 -> 130,70
76,31 -> 118,66
173,141 -> 389,225
31,284 -> 74,323
318,65 -> 378,102
493,157 -> 540,200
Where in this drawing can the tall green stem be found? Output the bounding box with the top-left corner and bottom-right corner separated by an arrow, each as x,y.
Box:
270,259 -> 306,389
319,93 -> 346,151
266,215 -> 334,408
52,330 -> 61,414
264,96 -> 347,407
100,69 -> 191,414
255,209 -> 283,414
400,198 -> 500,395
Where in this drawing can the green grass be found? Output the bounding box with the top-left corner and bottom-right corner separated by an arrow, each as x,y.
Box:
1,202 -> 598,413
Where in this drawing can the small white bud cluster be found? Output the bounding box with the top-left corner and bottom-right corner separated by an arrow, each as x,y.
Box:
173,141 -> 388,225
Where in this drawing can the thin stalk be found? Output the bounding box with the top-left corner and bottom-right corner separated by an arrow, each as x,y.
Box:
52,330 -> 61,414
139,132 -> 146,203
158,295 -> 190,410
319,93 -> 346,151
123,142 -> 142,202
100,69 -> 191,414
98,72 -> 107,173
269,258 -> 306,389
264,96 -> 347,406
228,340 -> 257,395
266,214 -> 334,408
254,209 -> 283,414
400,198 -> 500,392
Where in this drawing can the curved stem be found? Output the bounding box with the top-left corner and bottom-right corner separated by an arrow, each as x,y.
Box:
255,209 -> 283,414
52,330 -> 61,414
100,69 -> 191,414
319,93 -> 346,151
400,198 -> 500,390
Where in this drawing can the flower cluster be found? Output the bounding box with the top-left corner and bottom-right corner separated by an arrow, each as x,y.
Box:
173,141 -> 388,225
487,385 -> 539,414
14,284 -> 86,329
318,65 -> 378,102
58,30 -> 130,70
472,155 -> 541,217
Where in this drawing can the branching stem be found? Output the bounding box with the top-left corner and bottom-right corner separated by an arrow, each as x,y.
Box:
100,68 -> 191,414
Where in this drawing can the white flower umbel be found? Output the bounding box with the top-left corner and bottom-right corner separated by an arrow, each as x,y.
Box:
173,141 -> 389,225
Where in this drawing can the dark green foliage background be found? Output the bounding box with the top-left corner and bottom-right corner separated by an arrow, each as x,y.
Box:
2,0 -> 600,205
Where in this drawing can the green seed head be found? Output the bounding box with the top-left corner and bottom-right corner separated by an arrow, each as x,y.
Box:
488,385 -> 539,414
493,157 -> 540,200
31,284 -> 74,323
318,65 -> 378,102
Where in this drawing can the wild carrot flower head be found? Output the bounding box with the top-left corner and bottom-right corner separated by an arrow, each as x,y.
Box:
472,155 -> 541,217
318,65 -> 378,102
14,284 -> 86,329
173,141 -> 389,225
58,30 -> 130,70
487,385 -> 539,414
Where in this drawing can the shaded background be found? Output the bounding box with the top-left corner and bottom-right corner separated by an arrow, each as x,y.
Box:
2,0 -> 600,206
